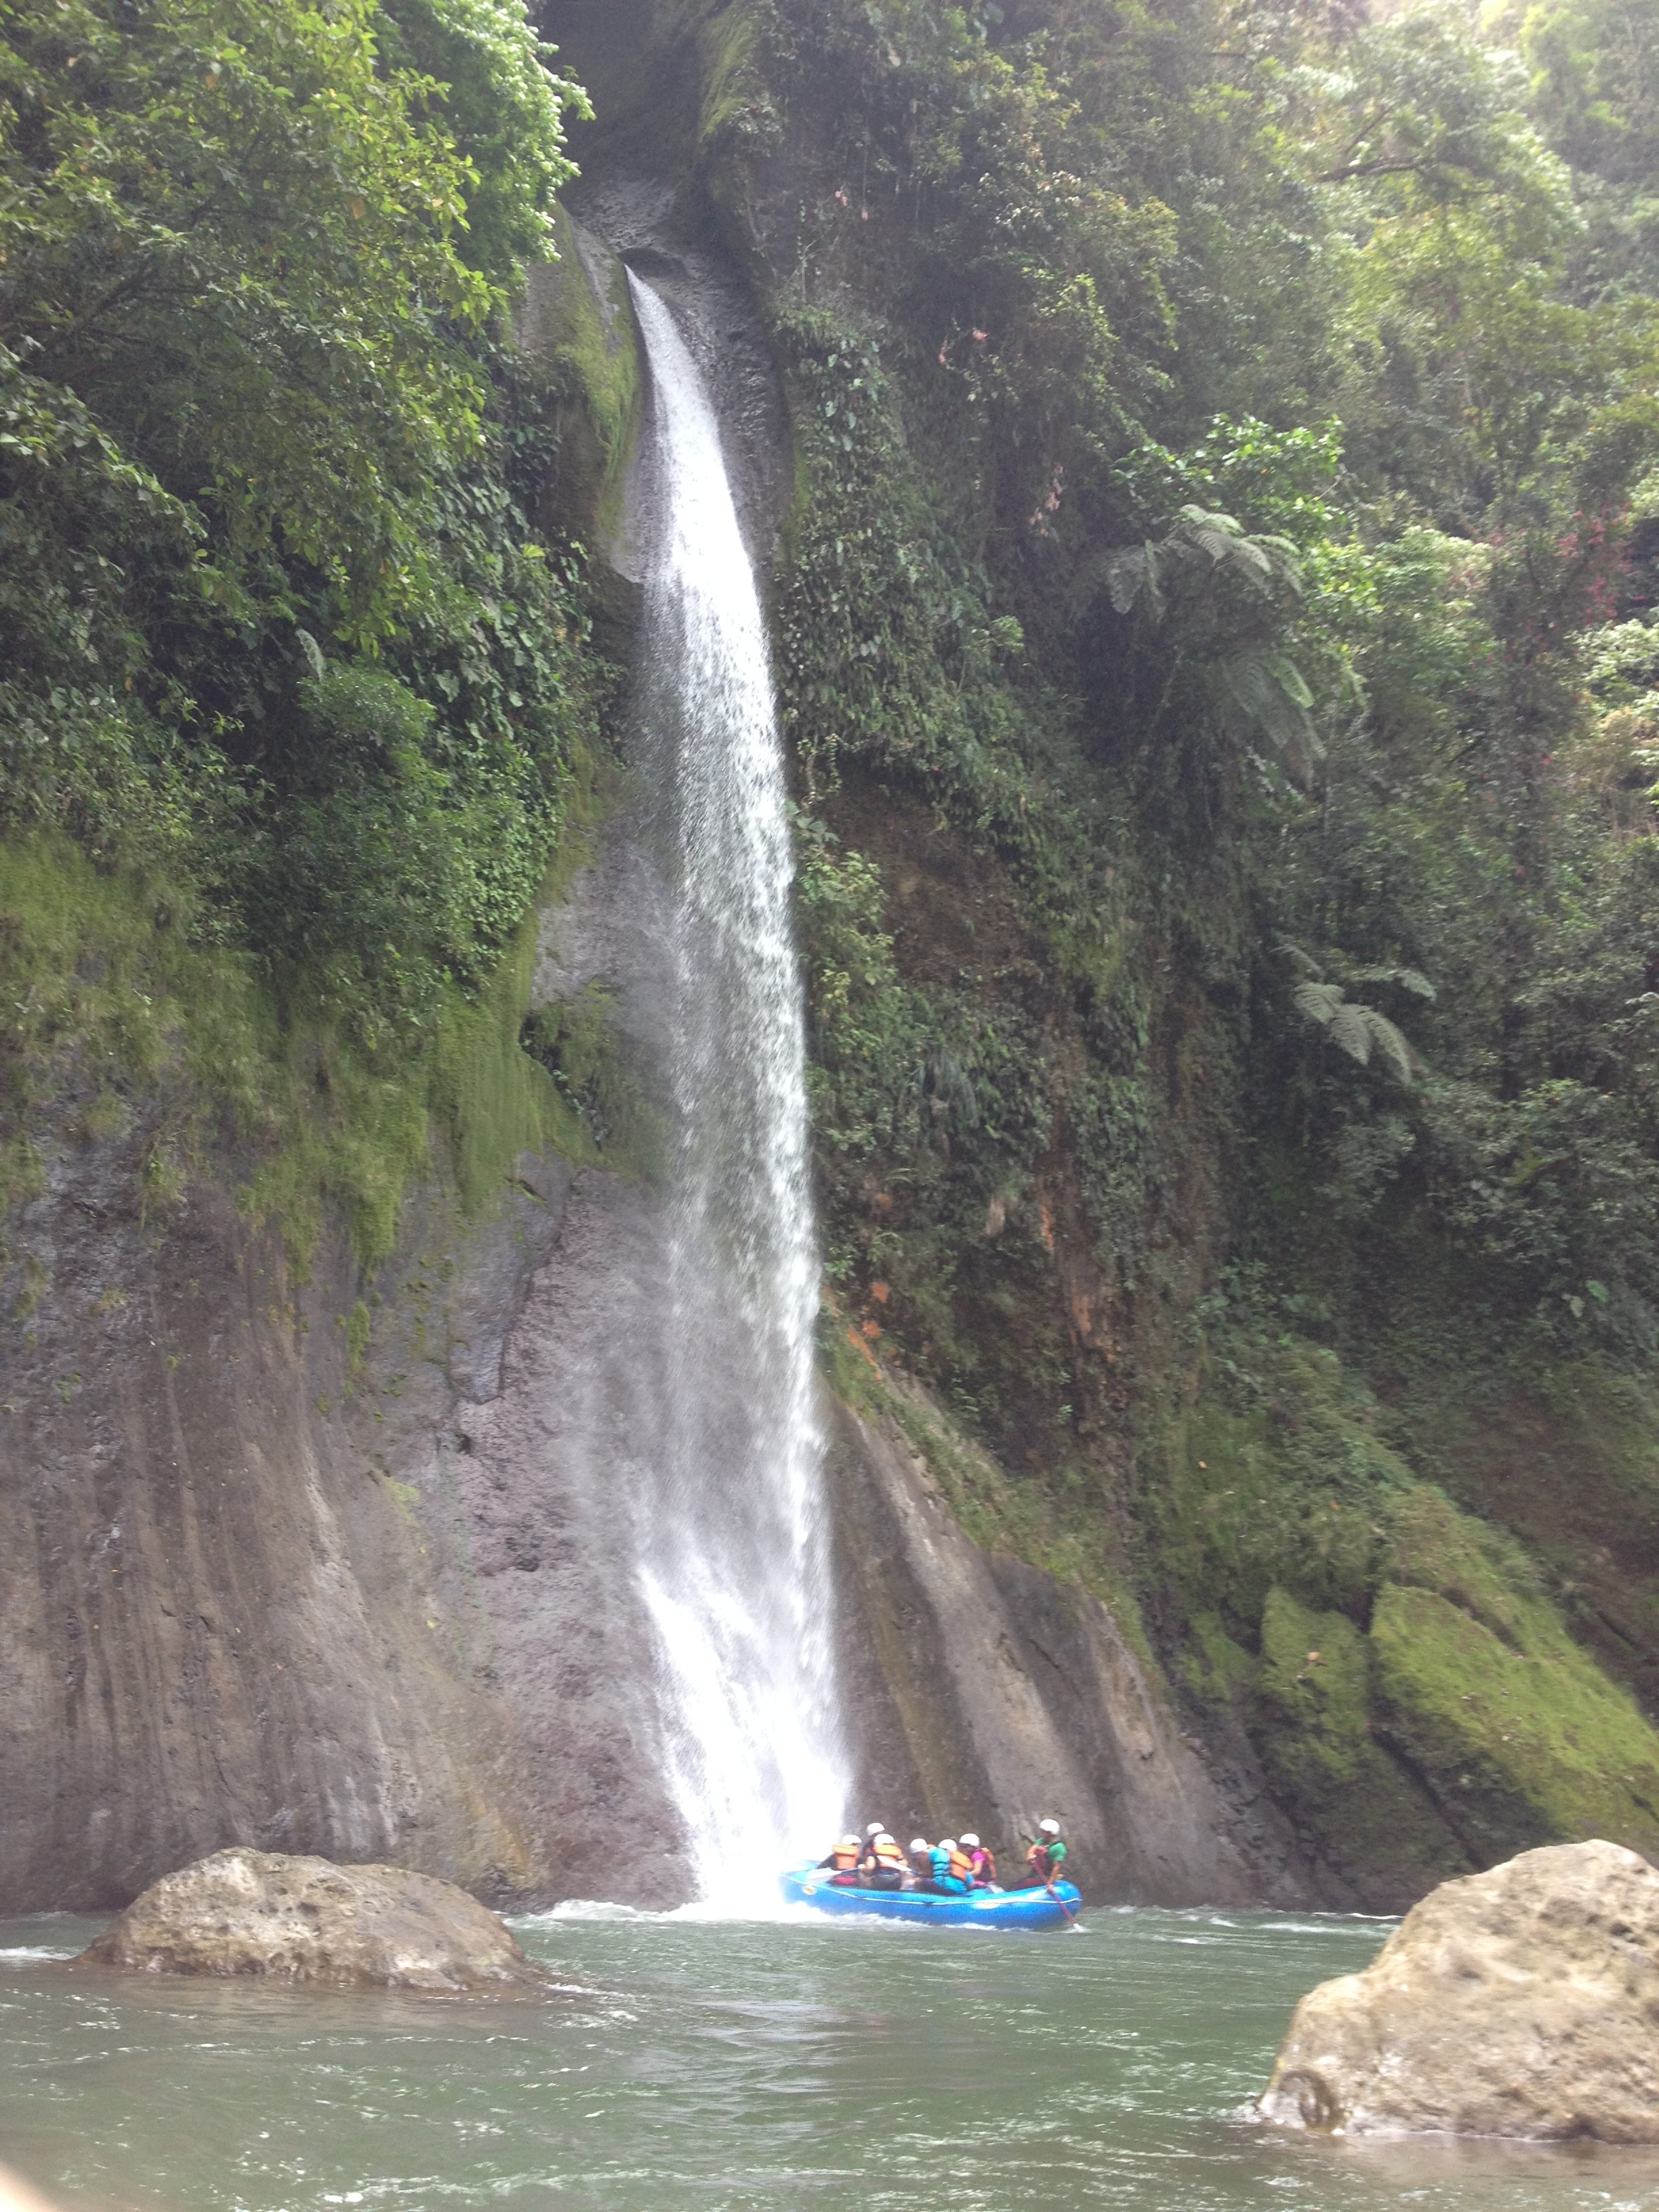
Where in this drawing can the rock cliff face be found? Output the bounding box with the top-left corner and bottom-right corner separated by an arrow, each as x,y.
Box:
0,1085 -> 564,1910
0,1108 -> 1309,1907
0,983 -> 1310,1909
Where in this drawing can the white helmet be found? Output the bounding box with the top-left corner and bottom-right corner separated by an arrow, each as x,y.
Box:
939,1839 -> 957,1852
874,1832 -> 897,1848
909,1838 -> 929,1853
1038,1817 -> 1060,1836
840,1834 -> 860,1849
960,1832 -> 980,1849
866,1822 -> 884,1837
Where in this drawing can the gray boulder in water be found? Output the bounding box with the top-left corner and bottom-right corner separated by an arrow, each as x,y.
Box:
75,1847 -> 550,1992
1259,1839 -> 1659,2140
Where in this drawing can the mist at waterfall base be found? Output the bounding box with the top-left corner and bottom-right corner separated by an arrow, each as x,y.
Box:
5,1908 -> 1656,2212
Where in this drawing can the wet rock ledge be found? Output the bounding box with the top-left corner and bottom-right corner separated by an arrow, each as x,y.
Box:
1260,1839 -> 1659,2139
75,1847 -> 550,1992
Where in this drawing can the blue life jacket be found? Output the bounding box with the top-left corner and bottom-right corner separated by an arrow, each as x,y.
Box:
929,1845 -> 968,1894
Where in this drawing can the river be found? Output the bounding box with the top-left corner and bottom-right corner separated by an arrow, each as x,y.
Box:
3,1906 -> 1656,2211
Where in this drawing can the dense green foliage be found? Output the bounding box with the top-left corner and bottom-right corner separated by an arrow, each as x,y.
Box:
737,0 -> 1659,1368
0,0 -> 601,1251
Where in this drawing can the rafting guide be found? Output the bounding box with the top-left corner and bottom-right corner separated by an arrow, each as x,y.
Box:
784,1819 -> 1082,1928
1023,1818 -> 1067,1887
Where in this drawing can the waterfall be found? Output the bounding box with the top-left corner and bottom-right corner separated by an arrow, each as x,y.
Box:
623,272 -> 848,1904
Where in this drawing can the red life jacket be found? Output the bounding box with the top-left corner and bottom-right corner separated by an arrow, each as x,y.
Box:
1027,1841 -> 1056,1882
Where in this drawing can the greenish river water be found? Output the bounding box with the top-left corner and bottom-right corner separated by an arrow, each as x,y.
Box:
3,1905 -> 1658,2212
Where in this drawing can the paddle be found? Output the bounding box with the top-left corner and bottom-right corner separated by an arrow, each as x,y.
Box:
1046,1877 -> 1080,1928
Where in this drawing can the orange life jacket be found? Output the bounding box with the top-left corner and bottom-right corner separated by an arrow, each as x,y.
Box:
831,1842 -> 859,1872
946,1842 -> 973,1885
873,1837 -> 907,1873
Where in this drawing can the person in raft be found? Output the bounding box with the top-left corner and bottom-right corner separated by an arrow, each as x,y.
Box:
855,1822 -> 886,1879
1020,1817 -> 1067,1887
863,1832 -> 908,1889
816,1835 -> 863,1885
960,1831 -> 997,1887
914,1838 -> 974,1895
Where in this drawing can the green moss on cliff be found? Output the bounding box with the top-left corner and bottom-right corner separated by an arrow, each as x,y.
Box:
1155,1324 -> 1659,1898
534,203 -> 640,555
1152,1331 -> 1410,1635
520,983 -> 668,1187
0,833 -> 278,1238
1372,1579 -> 1659,1860
1384,1357 -> 1659,1717
241,900 -> 571,1268
0,814 -> 613,1290
1256,1585 -> 1471,1893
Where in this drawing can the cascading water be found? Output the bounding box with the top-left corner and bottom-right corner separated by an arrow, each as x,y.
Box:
622,272 -> 848,1904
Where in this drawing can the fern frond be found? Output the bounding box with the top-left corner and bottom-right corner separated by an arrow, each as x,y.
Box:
1222,649 -> 1322,772
1106,544 -> 1151,616
1267,653 -> 1313,710
1256,535 -> 1306,595
1279,941 -> 1324,979
1351,964 -> 1437,1000
1356,1005 -> 1416,1083
1294,977 -> 1420,1082
1326,999 -> 1375,1064
1176,503 -> 1246,545
1294,979 -> 1347,1027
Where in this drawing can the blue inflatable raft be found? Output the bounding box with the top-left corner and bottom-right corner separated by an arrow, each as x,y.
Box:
779,1865 -> 1081,1929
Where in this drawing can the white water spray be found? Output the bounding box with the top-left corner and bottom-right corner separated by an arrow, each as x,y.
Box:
626,273 -> 848,1904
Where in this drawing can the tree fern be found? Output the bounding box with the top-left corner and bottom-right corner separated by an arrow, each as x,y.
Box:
1284,948 -> 1425,1082
1103,508 -> 1319,772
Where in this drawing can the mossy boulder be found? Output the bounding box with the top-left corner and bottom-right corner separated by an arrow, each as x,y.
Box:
1250,1496 -> 1659,1900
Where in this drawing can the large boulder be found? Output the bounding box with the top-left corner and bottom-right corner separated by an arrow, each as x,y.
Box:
1259,1839 -> 1659,2139
75,1848 -> 550,1992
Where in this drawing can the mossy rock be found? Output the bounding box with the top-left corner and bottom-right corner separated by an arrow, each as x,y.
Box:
519,986 -> 667,1187
523,204 -> 641,567
1372,1580 -> 1659,1862
1254,1586 -> 1471,1900
0,831 -> 576,1273
1153,1333 -> 1412,1637
1177,1607 -> 1256,1707
1385,1486 -> 1545,1651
